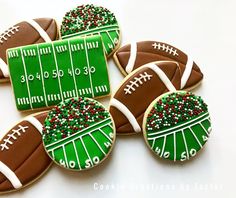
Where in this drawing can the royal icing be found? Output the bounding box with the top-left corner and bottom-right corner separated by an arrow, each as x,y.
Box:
0,125 -> 29,151
125,42 -> 137,73
124,72 -> 153,95
60,4 -> 120,56
0,161 -> 22,189
0,58 -> 9,77
143,91 -> 212,161
42,97 -> 115,170
25,116 -> 43,134
0,25 -> 20,45
7,35 -> 110,111
26,19 -> 51,42
145,63 -> 177,92
181,56 -> 193,89
110,98 -> 141,133
152,42 -> 179,56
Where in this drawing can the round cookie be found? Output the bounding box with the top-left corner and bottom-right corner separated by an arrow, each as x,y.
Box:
143,91 -> 212,162
60,4 -> 121,57
42,97 -> 116,171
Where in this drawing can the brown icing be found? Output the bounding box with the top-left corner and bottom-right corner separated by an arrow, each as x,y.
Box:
0,18 -> 58,81
115,41 -> 203,90
109,61 -> 181,134
0,112 -> 51,192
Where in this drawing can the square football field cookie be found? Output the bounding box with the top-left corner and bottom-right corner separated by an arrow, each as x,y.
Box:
7,35 -> 110,111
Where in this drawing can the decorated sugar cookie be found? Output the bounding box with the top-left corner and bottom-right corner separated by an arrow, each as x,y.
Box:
114,41 -> 203,90
61,4 -> 121,57
143,91 -> 212,162
0,112 -> 52,193
7,35 -> 110,111
0,18 -> 59,83
42,97 -> 115,171
109,61 -> 181,135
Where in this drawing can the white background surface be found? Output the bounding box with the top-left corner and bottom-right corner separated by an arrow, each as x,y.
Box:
0,0 -> 235,197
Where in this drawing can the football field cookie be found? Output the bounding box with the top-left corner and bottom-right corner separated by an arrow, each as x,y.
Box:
0,18 -> 59,83
109,61 -> 181,135
0,112 -> 52,194
143,91 -> 212,162
7,35 -> 110,111
61,4 -> 121,57
114,41 -> 203,90
42,97 -> 115,171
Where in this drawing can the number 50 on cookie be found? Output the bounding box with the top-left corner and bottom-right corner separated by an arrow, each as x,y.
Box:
7,35 -> 110,111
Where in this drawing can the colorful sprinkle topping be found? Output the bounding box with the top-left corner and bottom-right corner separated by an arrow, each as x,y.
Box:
42,97 -> 110,145
146,91 -> 208,132
61,4 -> 118,36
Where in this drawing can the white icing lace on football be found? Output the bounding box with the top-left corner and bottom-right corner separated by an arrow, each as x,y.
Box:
0,26 -> 20,44
0,125 -> 28,151
152,42 -> 179,56
124,72 -> 153,95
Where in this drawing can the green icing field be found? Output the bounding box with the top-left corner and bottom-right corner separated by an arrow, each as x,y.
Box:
43,97 -> 115,170
7,35 -> 110,111
145,91 -> 212,161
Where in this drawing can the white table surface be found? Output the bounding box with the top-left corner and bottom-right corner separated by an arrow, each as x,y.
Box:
0,0 -> 235,197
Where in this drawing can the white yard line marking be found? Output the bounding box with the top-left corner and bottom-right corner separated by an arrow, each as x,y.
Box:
80,137 -> 93,166
52,43 -> 64,101
98,128 -> 112,142
84,38 -> 94,97
62,144 -> 69,168
89,134 -> 106,155
160,136 -> 166,158
199,123 -> 209,136
106,31 -> 115,46
173,132 -> 176,162
72,140 -> 81,170
189,128 -> 203,148
68,40 -> 78,97
151,139 -> 156,149
182,131 -> 189,160
20,48 -> 32,109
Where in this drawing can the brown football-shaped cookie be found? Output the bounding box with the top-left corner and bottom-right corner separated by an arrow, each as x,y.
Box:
113,41 -> 203,90
0,18 -> 59,83
109,61 -> 181,135
0,112 -> 52,194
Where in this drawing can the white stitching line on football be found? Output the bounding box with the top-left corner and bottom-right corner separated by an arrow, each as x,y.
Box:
152,42 -> 179,56
124,72 -> 153,95
0,125 -> 29,151
0,26 -> 20,44
0,116 -> 43,151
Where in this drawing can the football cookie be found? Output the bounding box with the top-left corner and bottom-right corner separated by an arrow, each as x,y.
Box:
42,97 -> 115,171
61,4 -> 120,57
114,41 -> 203,90
143,91 -> 212,162
0,112 -> 52,193
109,61 -> 181,135
0,18 -> 59,83
7,35 -> 110,111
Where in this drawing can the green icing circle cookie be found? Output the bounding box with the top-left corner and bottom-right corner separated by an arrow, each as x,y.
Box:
42,97 -> 115,170
143,91 -> 212,162
61,4 -> 120,57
